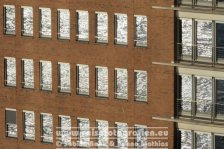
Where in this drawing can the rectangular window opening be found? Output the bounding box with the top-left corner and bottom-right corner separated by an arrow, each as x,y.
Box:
4,57 -> 16,87
77,64 -> 89,95
96,66 -> 108,97
76,11 -> 89,41
6,109 -> 17,138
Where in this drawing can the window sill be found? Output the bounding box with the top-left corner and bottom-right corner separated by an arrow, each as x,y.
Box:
77,93 -> 90,97
21,34 -> 34,38
134,45 -> 148,49
6,135 -> 18,139
5,84 -> 16,88
114,43 -> 128,47
22,87 -> 35,90
41,88 -> 52,92
23,138 -> 35,141
39,36 -> 52,39
76,39 -> 89,43
134,99 -> 148,104
58,37 -> 70,41
95,96 -> 109,100
41,139 -> 53,144
116,98 -> 128,101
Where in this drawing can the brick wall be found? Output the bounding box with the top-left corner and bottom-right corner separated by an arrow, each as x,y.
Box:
0,0 -> 175,148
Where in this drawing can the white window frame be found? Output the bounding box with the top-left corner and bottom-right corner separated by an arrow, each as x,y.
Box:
95,11 -> 108,43
22,58 -> 34,89
39,7 -> 52,38
115,122 -> 128,149
58,62 -> 71,93
114,13 -> 128,45
134,15 -> 148,47
4,57 -> 16,87
58,115 -> 72,146
134,70 -> 148,102
96,120 -> 109,148
77,117 -> 90,147
41,113 -> 53,143
40,60 -> 52,91
95,66 -> 109,98
76,10 -> 89,41
4,5 -> 16,35
23,110 -> 35,140
21,6 -> 33,36
57,9 -> 70,39
115,68 -> 128,99
134,124 -> 148,149
76,64 -> 89,95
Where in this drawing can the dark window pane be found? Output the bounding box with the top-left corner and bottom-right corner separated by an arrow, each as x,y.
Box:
217,0 -> 224,7
197,0 -> 213,6
215,135 -> 224,149
6,110 -> 16,124
216,80 -> 224,115
179,0 -> 192,5
216,23 -> 224,61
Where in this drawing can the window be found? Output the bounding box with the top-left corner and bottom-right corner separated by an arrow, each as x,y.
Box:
177,74 -> 224,119
179,129 -> 192,149
58,62 -> 70,92
216,22 -> 224,62
135,15 -> 147,47
196,20 -> 212,60
195,132 -> 212,149
116,122 -> 128,149
178,18 -> 193,58
4,57 -> 16,86
215,79 -> 224,117
96,120 -> 109,148
177,75 -> 192,114
77,118 -> 90,147
39,7 -> 51,37
96,66 -> 108,97
58,9 -> 70,39
23,111 -> 35,140
196,76 -> 212,115
59,116 -> 71,146
22,59 -> 34,88
196,0 -> 213,6
179,129 -> 224,149
179,0 -> 192,5
115,13 -> 128,45
115,68 -> 128,99
134,70 -> 147,101
4,5 -> 15,34
215,135 -> 224,149
135,125 -> 148,148
41,113 -> 53,143
76,11 -> 89,41
96,12 -> 108,43
77,64 -> 89,95
40,61 -> 52,91
21,6 -> 33,36
217,0 -> 224,7
5,108 -> 17,138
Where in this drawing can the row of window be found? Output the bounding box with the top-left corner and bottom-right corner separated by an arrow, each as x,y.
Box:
178,0 -> 224,7
6,108 -> 148,148
4,57 -> 148,101
3,5 -> 148,47
178,18 -> 224,63
177,74 -> 224,119
178,129 -> 224,149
